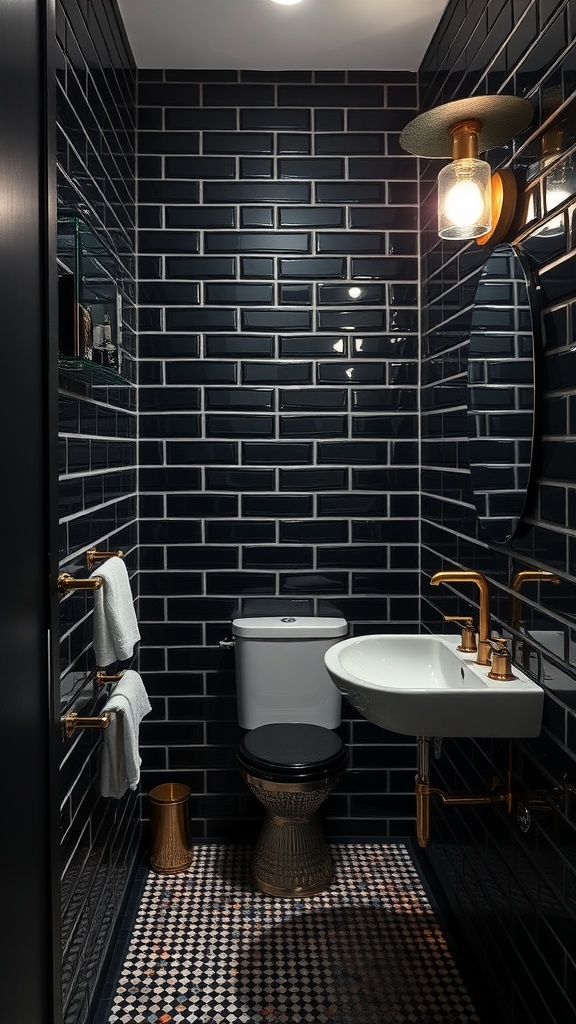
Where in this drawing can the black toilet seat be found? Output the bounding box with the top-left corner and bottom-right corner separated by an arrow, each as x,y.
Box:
237,723 -> 347,783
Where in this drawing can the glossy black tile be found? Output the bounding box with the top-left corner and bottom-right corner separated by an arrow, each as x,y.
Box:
316,182 -> 388,203
166,362 -> 237,385
279,468 -> 348,491
240,207 -> 274,228
165,441 -> 238,464
205,232 -> 310,254
279,335 -> 347,357
139,282 -> 200,305
204,181 -> 310,203
317,309 -> 387,330
243,547 -> 313,569
205,389 -> 274,412
205,335 -> 274,357
279,257 -> 346,278
279,207 -> 345,228
165,108 -> 237,130
139,414 -> 201,438
165,257 -> 236,279
242,442 -> 312,464
240,108 -> 311,130
165,156 -> 236,178
242,363 -> 312,385
279,415 -> 348,438
317,363 -> 387,384
242,495 -> 313,517
139,230 -> 200,254
205,283 -> 274,304
167,494 -> 238,518
242,309 -> 311,330
279,284 -> 312,304
165,308 -> 236,331
205,415 -> 275,438
203,84 -> 275,106
139,388 -> 200,412
277,85 -> 384,107
280,389 -> 347,410
139,335 -> 200,358
165,207 -> 236,229
205,521 -> 276,544
317,284 -> 385,305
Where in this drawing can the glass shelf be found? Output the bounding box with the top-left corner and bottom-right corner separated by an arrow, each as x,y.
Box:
58,356 -> 132,388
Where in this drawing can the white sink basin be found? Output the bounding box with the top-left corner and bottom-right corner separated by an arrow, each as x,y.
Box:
324,634 -> 543,738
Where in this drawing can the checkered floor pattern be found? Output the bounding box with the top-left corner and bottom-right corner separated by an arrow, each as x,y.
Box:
107,843 -> 481,1023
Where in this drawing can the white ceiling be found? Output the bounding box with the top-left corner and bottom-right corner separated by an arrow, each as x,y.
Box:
117,0 -> 450,71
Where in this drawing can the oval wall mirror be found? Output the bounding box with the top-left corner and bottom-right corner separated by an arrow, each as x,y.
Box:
467,243 -> 537,545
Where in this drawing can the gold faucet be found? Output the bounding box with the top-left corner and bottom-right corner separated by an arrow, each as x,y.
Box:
510,570 -> 560,632
430,570 -> 492,665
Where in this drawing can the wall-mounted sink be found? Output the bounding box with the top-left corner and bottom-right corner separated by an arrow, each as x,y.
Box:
324,634 -> 543,738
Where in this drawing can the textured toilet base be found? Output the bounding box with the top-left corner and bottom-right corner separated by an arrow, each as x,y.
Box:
242,772 -> 338,897
106,843 -> 482,1024
250,812 -> 334,897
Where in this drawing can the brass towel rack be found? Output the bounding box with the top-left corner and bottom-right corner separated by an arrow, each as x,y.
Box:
96,670 -> 125,686
58,573 -> 103,591
57,548 -> 124,591
86,548 -> 124,569
62,711 -> 112,740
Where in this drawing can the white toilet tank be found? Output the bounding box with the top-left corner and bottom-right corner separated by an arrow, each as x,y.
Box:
232,616 -> 348,730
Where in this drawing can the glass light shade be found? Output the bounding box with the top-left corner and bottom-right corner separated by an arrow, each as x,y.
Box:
438,158 -> 492,239
541,161 -> 574,236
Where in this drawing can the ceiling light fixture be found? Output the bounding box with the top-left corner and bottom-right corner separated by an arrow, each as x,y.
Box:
400,95 -> 533,244
269,0 -> 305,5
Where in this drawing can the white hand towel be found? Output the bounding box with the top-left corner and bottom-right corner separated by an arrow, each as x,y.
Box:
91,556 -> 140,666
100,670 -> 152,799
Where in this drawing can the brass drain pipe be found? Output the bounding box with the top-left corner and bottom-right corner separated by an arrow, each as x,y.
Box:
416,737 -> 513,847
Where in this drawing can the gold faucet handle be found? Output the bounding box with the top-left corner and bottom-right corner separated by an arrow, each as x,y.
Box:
487,637 -> 516,681
444,615 -> 477,653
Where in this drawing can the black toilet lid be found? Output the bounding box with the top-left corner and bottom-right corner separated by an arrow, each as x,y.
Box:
238,723 -> 347,783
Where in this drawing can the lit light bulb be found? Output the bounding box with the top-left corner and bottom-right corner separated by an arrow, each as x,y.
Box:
437,156 -> 491,240
443,179 -> 485,228
269,0 -> 305,4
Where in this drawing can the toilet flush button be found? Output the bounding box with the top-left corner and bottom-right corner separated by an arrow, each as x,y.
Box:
281,617 -> 297,622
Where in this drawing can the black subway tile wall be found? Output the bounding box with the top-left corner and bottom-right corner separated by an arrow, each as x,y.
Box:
56,2 -> 137,1022
420,1 -> 576,1021
136,71 -> 420,840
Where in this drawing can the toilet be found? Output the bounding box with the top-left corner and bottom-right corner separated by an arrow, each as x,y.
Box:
232,615 -> 348,898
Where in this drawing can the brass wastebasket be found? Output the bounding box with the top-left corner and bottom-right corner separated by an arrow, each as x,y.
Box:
149,782 -> 193,874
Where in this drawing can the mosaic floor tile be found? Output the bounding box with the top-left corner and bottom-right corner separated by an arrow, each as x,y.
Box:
107,843 -> 481,1024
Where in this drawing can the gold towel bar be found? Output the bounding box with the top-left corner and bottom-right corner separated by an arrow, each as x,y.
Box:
62,711 -> 111,740
58,573 -> 103,592
96,670 -> 125,685
86,548 -> 124,570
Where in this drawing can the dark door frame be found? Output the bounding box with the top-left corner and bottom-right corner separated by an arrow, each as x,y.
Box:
0,0 -> 61,1021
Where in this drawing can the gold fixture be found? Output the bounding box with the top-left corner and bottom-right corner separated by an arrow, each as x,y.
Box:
86,548 -> 124,570
57,572 -> 103,591
416,737 -> 513,847
487,638 -> 516,681
95,670 -> 125,685
62,711 -> 111,739
400,95 -> 533,242
149,783 -> 193,875
444,615 -> 477,653
430,570 -> 492,665
510,569 -> 560,632
59,549 -> 125,591
240,771 -> 342,897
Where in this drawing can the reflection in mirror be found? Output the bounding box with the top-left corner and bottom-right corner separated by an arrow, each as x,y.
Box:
508,562 -> 576,701
467,244 -> 536,544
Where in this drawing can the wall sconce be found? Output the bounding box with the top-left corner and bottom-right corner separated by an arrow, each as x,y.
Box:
400,95 -> 533,245
540,128 -> 574,236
